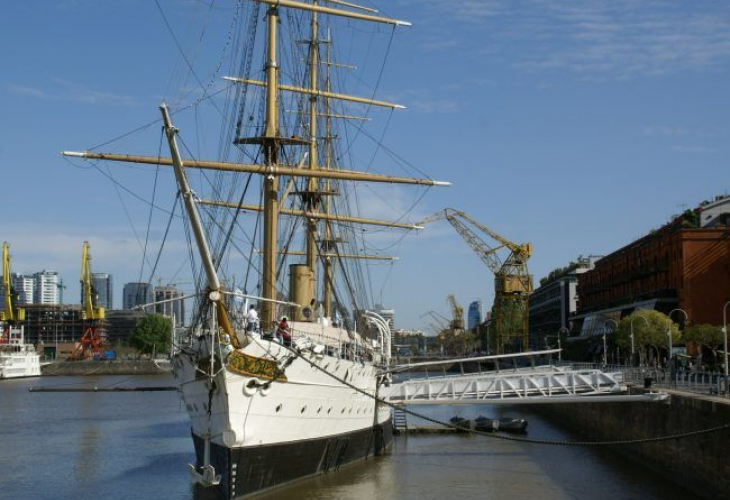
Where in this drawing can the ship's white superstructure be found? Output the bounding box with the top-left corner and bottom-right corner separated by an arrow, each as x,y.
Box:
175,320 -> 390,447
0,327 -> 41,379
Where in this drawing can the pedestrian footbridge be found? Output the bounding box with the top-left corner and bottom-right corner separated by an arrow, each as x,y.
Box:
381,350 -> 668,406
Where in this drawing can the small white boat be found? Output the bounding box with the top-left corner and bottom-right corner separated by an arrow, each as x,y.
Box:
0,326 -> 41,379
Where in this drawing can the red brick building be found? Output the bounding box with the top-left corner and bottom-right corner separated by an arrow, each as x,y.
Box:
575,213 -> 730,331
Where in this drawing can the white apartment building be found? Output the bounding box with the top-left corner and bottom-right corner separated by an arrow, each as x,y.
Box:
11,273 -> 35,305
33,270 -> 59,305
154,285 -> 185,327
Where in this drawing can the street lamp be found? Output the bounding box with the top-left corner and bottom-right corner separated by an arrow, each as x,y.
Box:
667,308 -> 688,365
603,319 -> 618,366
630,314 -> 649,366
722,301 -> 729,397
667,308 -> 688,387
558,326 -> 569,363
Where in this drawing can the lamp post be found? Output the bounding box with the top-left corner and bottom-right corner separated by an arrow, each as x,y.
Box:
667,308 -> 688,363
558,326 -> 569,363
630,314 -> 649,366
667,308 -> 688,387
722,301 -> 729,397
603,319 -> 617,366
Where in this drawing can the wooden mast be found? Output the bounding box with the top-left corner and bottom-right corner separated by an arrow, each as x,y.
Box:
323,27 -> 334,319
261,6 -> 280,332
306,0 -> 320,277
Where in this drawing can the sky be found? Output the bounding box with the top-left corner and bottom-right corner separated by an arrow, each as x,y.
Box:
1,0 -> 729,331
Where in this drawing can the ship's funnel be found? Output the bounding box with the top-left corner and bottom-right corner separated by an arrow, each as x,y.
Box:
289,264 -> 314,322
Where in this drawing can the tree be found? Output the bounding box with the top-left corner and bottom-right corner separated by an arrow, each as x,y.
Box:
616,310 -> 680,365
130,314 -> 172,356
683,324 -> 723,369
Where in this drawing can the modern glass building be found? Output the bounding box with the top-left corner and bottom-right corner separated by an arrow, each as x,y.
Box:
87,273 -> 113,310
467,300 -> 482,330
123,282 -> 154,311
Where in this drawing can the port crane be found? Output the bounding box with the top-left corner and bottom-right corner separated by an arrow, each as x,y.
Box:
68,242 -> 106,360
447,294 -> 465,331
420,209 -> 532,354
1,242 -> 25,343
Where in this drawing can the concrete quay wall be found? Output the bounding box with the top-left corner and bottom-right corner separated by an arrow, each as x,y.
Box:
535,388 -> 730,499
42,360 -> 171,376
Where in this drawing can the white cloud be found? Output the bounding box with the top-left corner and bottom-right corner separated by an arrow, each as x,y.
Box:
671,144 -> 715,153
7,79 -> 139,107
392,88 -> 462,114
404,0 -> 730,80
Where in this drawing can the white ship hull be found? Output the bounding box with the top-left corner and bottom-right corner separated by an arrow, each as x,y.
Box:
0,351 -> 41,379
0,327 -> 41,380
174,332 -> 392,498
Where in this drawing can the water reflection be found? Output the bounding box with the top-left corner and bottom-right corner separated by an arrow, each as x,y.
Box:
0,376 -> 702,500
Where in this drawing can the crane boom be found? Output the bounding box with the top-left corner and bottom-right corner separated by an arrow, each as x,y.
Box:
443,216 -> 503,274
420,209 -> 532,353
81,241 -> 104,321
1,242 -> 25,324
447,294 -> 464,330
70,242 -> 105,361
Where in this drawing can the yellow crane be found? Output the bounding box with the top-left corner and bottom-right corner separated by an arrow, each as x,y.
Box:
1,242 -> 25,332
447,294 -> 464,331
420,209 -> 532,353
69,241 -> 106,360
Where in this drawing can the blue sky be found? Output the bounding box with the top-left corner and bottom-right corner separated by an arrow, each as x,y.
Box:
1,0 -> 729,330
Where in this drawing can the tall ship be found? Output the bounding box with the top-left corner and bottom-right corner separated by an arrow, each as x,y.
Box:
64,1 -> 447,497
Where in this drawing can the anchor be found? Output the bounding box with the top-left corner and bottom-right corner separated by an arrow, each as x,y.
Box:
188,434 -> 220,487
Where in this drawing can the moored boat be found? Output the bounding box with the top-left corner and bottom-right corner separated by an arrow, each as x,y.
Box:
0,327 -> 41,380
475,415 -> 528,433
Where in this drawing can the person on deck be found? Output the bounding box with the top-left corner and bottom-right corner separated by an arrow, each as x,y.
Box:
246,305 -> 258,332
277,316 -> 292,347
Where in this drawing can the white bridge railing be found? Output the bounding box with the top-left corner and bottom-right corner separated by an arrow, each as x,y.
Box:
382,366 -> 626,405
381,350 -> 667,405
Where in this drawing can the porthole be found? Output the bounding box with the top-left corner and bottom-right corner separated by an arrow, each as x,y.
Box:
276,404 -> 282,412
327,407 -> 332,414
317,406 -> 322,413
301,405 -> 307,413
341,408 -> 345,414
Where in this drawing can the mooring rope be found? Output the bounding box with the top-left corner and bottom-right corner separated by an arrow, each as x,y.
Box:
282,344 -> 730,447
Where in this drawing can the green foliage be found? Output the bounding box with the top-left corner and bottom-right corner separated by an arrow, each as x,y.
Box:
616,310 -> 681,350
539,258 -> 584,287
130,314 -> 172,355
678,209 -> 699,228
683,324 -> 723,349
539,255 -> 595,286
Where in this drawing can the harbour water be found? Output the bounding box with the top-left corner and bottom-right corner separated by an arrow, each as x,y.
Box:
0,375 -> 702,500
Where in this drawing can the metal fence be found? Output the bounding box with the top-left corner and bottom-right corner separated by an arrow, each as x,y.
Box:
559,362 -> 729,397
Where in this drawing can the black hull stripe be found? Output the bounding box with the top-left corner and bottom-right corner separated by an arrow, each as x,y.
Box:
192,422 -> 393,499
